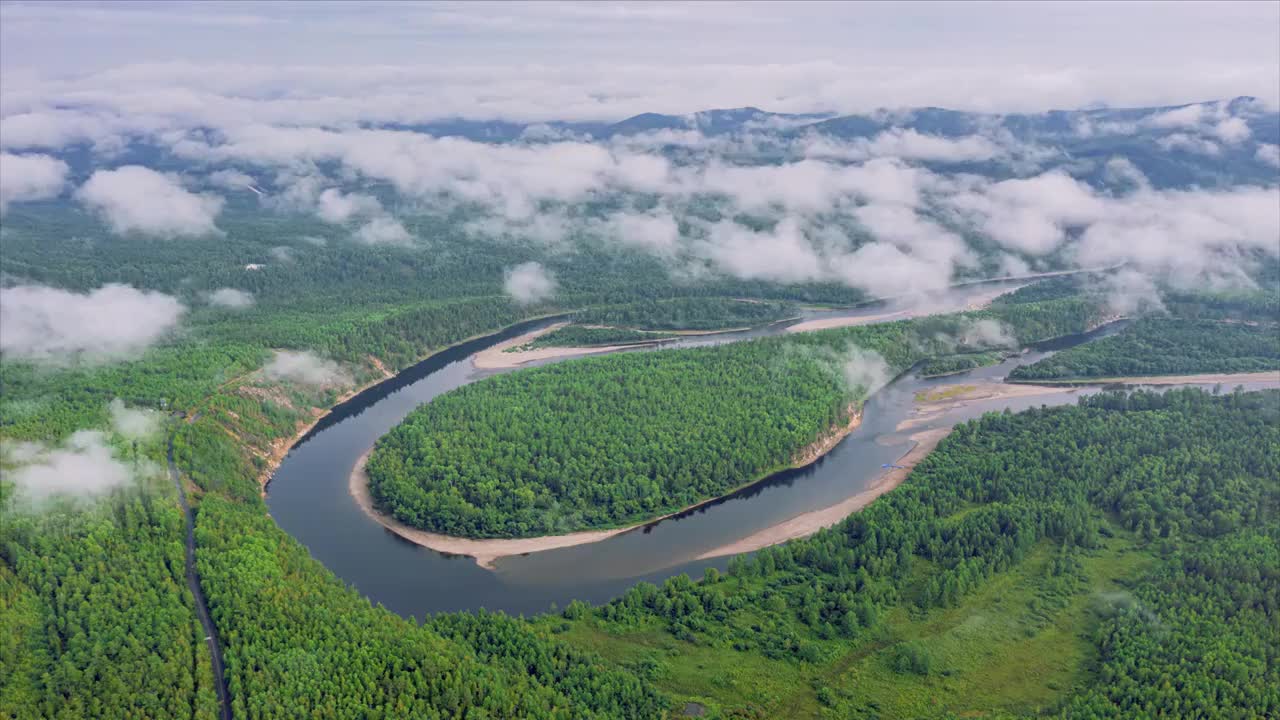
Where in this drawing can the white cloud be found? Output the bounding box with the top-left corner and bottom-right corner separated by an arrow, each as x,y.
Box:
2,431 -> 141,502
108,398 -> 163,440
76,165 -> 223,237
205,287 -> 255,309
1211,117 -> 1252,144
261,350 -> 350,386
316,187 -> 382,223
0,283 -> 185,363
805,128 -> 1003,163
697,218 -> 825,284
353,215 -> 411,244
1157,133 -> 1221,156
1256,143 -> 1280,168
503,261 -> 557,304
0,152 -> 68,212
601,210 -> 681,256
206,168 -> 256,190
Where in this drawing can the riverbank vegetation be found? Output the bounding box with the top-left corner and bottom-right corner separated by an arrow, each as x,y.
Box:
917,351 -> 1005,377
365,297 -> 1106,537
546,388 -> 1280,718
1008,318 -> 1280,381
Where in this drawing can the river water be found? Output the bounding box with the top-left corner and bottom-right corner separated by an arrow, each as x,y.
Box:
265,292 -> 1269,618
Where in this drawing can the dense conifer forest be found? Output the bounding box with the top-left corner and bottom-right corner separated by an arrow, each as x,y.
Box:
548,389 -> 1280,717
1008,318 -> 1280,381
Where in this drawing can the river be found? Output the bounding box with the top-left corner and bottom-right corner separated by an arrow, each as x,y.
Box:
265,290 -> 1271,618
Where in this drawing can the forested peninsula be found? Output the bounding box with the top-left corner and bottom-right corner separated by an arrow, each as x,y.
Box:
1008,317 -> 1280,381
365,297 -> 1105,538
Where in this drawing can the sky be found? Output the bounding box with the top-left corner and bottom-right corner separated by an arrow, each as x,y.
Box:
2,0 -> 1278,119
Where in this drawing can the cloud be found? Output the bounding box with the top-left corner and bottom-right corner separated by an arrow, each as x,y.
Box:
0,152 -> 68,212
316,187 -> 382,223
206,168 -> 257,190
76,165 -> 224,237
353,215 -> 411,244
1096,268 -> 1166,316
1156,133 -> 1221,156
108,398 -> 163,440
503,261 -> 557,304
697,218 -> 826,284
0,283 -> 185,363
600,210 -> 681,256
261,350 -> 350,386
1211,117 -> 1252,144
205,287 -> 255,309
1256,143 -> 1280,168
804,129 -> 1004,163
957,318 -> 1017,349
2,431 -> 142,503
841,348 -> 892,396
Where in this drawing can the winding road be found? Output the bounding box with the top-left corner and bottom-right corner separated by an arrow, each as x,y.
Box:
167,436 -> 233,720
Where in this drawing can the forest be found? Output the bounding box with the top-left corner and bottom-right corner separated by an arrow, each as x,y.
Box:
916,351 -> 1005,377
1008,317 -> 1280,381
1,195 -> 1275,720
364,297 -> 1106,537
547,389 -> 1280,718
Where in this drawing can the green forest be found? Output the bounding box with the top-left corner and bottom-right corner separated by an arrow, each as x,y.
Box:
547,388 -> 1280,718
1008,318 -> 1280,381
2,197 -> 1277,720
365,297 -> 1105,538
917,351 -> 1006,377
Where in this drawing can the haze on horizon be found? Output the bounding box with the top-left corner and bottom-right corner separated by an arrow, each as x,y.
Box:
2,0 -> 1279,121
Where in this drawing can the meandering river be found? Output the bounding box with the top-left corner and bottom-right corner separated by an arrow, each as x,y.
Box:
265,290 -> 1273,618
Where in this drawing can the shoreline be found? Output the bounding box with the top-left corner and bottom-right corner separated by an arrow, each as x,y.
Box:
785,283 -> 1026,334
1006,370 -> 1280,386
472,322 -> 662,370
696,369 -> 1280,558
696,427 -> 949,560
256,314 -> 565,495
348,408 -> 863,568
253,357 -> 396,495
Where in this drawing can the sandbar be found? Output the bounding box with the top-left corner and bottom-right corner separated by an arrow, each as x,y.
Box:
472,322 -> 668,370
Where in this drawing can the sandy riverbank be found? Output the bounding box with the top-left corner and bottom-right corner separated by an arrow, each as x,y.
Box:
696,427 -> 949,559
349,449 -> 632,570
785,283 -> 1025,334
349,409 -> 864,569
786,309 -> 913,333
253,356 -> 396,494
471,322 -> 670,370
897,381 -> 1081,431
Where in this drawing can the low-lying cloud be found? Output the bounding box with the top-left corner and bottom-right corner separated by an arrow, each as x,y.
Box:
76,165 -> 224,237
0,283 -> 186,364
261,350 -> 351,387
503,261 -> 557,305
205,287 -> 255,309
108,398 -> 164,440
3,431 -> 137,503
0,152 -> 68,213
